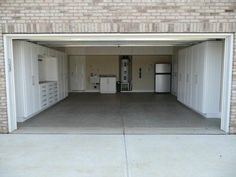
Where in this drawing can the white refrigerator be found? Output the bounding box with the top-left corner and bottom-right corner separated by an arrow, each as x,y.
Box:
155,64 -> 171,93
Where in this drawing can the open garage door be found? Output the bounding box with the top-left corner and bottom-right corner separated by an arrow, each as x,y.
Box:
3,33 -> 233,134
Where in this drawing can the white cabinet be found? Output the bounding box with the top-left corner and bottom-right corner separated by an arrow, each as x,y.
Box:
177,41 -> 223,118
177,49 -> 186,104
63,53 -> 69,98
69,56 -> 86,91
201,42 -> 223,117
13,40 -> 68,122
54,52 -> 68,100
39,83 -> 48,109
171,53 -> 178,96
39,83 -> 58,110
100,77 -> 116,94
13,41 -> 39,122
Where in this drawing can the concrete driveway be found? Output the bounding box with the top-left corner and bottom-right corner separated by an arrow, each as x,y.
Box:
0,134 -> 236,177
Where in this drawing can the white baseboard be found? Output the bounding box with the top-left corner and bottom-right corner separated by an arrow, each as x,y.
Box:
203,112 -> 221,119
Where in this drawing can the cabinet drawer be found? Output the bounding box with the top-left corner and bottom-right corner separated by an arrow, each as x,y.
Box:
48,100 -> 54,105
40,88 -> 47,92
48,82 -> 57,87
40,84 -> 47,88
41,103 -> 47,108
41,94 -> 47,99
41,98 -> 47,103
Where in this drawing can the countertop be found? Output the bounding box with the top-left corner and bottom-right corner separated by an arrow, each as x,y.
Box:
99,75 -> 116,78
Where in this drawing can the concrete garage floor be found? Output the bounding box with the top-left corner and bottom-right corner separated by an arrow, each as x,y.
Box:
0,134 -> 236,177
14,93 -> 223,134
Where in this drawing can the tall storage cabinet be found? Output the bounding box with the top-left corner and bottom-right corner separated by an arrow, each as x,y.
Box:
55,51 -> 68,101
13,41 -> 39,122
201,42 -> 223,117
63,53 -> 69,98
177,49 -> 186,104
177,41 -> 223,118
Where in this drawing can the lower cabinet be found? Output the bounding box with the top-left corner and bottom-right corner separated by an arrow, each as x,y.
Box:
100,77 -> 117,94
39,82 -> 58,110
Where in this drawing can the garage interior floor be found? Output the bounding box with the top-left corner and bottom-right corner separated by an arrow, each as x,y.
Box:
14,93 -> 224,134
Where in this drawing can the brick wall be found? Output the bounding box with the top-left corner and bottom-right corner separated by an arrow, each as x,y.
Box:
0,0 -> 236,133
0,25 -> 8,133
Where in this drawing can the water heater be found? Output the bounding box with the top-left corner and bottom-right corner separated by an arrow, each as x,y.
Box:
120,56 -> 132,91
121,59 -> 129,83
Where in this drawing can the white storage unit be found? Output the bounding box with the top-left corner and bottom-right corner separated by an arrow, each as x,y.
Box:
171,53 -> 178,96
100,76 -> 117,94
48,82 -> 57,105
13,40 -> 68,122
13,41 -> 40,122
39,83 -> 48,109
177,49 -> 186,104
69,56 -> 86,91
177,41 -> 223,118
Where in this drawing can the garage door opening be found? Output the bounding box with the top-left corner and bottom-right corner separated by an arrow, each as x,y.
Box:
3,33 -> 233,134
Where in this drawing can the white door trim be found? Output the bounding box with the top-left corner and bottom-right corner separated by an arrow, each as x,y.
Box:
4,36 -> 17,132
3,33 -> 234,133
221,34 -> 234,133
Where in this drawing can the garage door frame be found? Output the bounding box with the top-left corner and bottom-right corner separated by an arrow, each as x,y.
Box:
3,33 -> 234,133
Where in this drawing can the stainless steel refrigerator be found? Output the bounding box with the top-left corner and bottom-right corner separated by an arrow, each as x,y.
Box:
155,64 -> 171,93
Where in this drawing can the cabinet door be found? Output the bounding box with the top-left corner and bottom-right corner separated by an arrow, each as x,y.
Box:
22,42 -> 34,117
108,78 -> 116,93
31,44 -> 40,113
62,53 -> 67,99
177,50 -> 184,102
186,47 -> 193,107
55,52 -> 62,100
202,41 -> 223,115
177,49 -> 186,103
69,56 -> 86,91
63,54 -> 68,98
171,55 -> 178,96
196,43 -> 205,112
191,45 -> 198,110
100,78 -> 107,93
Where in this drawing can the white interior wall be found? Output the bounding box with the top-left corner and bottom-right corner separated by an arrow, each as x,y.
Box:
85,55 -> 120,91
132,56 -> 171,92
